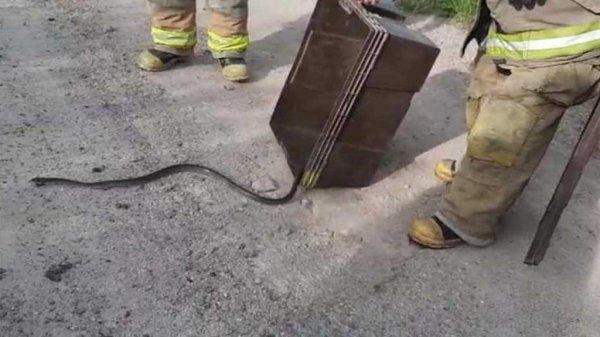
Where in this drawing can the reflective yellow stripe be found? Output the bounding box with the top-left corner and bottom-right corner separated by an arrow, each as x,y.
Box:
151,27 -> 196,48
301,171 -> 320,189
486,20 -> 600,61
492,20 -> 600,42
207,30 -> 249,54
487,39 -> 600,60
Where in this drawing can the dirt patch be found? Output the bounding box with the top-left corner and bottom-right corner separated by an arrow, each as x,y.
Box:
44,262 -> 74,282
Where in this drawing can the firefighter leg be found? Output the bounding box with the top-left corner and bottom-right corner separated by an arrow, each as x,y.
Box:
206,0 -> 250,81
137,0 -> 197,72
410,55 -> 600,248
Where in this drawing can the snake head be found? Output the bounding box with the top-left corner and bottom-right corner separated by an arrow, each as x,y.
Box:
30,178 -> 47,187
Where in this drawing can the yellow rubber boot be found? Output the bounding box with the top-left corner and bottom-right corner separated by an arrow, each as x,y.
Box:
136,49 -> 188,72
408,216 -> 463,249
434,159 -> 456,183
218,58 -> 250,82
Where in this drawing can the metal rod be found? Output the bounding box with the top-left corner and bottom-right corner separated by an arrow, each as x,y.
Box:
525,94 -> 600,265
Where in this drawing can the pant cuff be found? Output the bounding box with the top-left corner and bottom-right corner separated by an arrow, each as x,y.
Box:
210,50 -> 246,59
435,211 -> 495,247
153,45 -> 195,56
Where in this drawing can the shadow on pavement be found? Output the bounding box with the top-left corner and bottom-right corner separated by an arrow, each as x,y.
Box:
246,14 -> 311,82
374,69 -> 470,182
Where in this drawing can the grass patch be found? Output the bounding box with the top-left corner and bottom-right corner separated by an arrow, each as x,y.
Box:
399,0 -> 478,24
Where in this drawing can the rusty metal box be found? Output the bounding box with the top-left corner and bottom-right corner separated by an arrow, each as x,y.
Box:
270,0 -> 440,188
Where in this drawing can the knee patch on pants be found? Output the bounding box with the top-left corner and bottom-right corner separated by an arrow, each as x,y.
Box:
467,97 -> 537,167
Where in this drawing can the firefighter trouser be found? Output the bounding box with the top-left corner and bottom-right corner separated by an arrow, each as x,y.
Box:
147,0 -> 249,58
436,54 -> 600,246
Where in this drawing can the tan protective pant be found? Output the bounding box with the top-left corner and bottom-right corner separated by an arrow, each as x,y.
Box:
437,54 -> 600,246
148,0 -> 249,58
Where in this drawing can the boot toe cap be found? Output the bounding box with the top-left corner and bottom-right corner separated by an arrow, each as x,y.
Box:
409,217 -> 461,249
434,159 -> 456,183
222,64 -> 250,82
136,50 -> 168,72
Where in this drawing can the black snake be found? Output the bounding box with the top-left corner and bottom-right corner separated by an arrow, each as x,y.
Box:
31,164 -> 301,205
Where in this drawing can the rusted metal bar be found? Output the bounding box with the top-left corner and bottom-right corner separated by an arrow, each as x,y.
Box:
525,95 -> 600,265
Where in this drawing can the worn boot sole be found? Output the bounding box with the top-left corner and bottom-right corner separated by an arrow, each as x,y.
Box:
408,233 -> 463,249
223,73 -> 250,82
136,58 -> 185,72
136,49 -> 188,72
408,217 -> 463,249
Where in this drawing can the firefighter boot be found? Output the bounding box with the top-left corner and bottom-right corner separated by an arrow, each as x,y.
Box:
217,57 -> 250,82
136,49 -> 190,72
434,159 -> 456,183
408,216 -> 463,249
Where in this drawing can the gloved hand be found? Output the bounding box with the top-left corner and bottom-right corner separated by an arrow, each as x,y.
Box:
358,0 -> 380,5
508,0 -> 546,10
